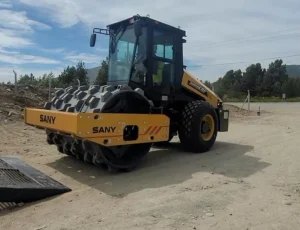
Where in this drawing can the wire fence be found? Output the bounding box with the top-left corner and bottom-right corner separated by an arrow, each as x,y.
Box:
2,70 -> 82,100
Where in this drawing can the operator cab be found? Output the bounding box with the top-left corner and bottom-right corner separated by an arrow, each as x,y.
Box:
90,15 -> 186,101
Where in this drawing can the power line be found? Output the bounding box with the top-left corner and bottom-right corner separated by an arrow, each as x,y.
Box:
187,53 -> 300,68
190,27 -> 300,48
197,32 -> 300,49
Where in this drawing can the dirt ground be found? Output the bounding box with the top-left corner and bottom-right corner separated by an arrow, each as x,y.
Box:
0,84 -> 54,121
1,99 -> 300,229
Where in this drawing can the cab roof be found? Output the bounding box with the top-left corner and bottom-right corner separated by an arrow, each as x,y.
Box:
107,15 -> 186,37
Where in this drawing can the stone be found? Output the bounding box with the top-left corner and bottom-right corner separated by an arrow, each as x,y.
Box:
282,200 -> 292,205
205,213 -> 214,217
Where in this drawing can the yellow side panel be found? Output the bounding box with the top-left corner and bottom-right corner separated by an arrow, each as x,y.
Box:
24,108 -> 170,146
181,69 -> 222,108
24,108 -> 78,133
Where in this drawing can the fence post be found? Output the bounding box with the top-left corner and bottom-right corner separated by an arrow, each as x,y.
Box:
13,70 -> 17,92
48,75 -> 52,101
247,90 -> 250,112
239,90 -> 251,113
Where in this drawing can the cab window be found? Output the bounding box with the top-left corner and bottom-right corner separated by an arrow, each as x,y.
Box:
152,29 -> 175,86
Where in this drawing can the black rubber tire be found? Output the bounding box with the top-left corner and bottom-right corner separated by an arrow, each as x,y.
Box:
178,100 -> 218,153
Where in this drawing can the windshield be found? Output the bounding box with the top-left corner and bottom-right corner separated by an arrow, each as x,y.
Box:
108,25 -> 147,82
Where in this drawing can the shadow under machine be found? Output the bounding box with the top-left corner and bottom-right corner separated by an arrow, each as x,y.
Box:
23,15 -> 230,173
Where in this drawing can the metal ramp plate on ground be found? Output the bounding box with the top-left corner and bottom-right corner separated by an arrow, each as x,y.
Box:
0,156 -> 71,203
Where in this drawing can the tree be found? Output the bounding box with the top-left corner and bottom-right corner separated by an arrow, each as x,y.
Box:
47,72 -> 58,87
207,59 -> 300,100
76,61 -> 89,85
94,57 -> 109,85
241,63 -> 264,96
57,61 -> 89,87
229,70 -> 243,98
212,69 -> 243,98
57,66 -> 77,87
231,80 -> 242,97
262,59 -> 288,96
30,73 -> 35,81
36,72 -> 60,88
214,77 -> 227,98
203,80 -> 212,89
18,74 -> 32,85
281,77 -> 300,97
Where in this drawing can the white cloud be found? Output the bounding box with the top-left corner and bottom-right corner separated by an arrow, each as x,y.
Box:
0,47 -> 20,54
0,54 -> 59,65
0,49 -> 60,65
0,0 -> 12,8
20,0 -> 81,28
18,0 -> 300,80
0,7 -> 56,71
64,53 -> 103,65
0,4 -> 63,83
0,8 -> 53,51
0,9 -> 51,32
40,48 -> 65,54
27,19 -> 52,31
0,28 -> 34,49
0,9 -> 52,52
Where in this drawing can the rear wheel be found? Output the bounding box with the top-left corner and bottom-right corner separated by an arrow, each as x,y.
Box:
178,100 -> 218,153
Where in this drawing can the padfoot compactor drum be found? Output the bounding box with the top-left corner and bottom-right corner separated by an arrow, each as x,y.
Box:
24,15 -> 229,173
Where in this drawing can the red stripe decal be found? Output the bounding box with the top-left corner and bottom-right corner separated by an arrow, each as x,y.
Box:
154,126 -> 162,134
143,126 -> 152,135
149,126 -> 158,135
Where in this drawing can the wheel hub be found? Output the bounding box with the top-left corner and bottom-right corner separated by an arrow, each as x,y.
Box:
200,114 -> 215,141
201,121 -> 210,134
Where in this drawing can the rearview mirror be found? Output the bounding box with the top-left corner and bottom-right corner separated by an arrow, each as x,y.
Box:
90,33 -> 96,47
134,20 -> 143,37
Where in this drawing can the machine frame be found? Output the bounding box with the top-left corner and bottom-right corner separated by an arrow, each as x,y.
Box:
24,108 -> 170,146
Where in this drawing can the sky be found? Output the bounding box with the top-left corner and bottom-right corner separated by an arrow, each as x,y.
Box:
1,0 -> 300,83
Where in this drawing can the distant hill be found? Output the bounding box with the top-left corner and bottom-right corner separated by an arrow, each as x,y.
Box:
286,65 -> 300,78
86,66 -> 100,84
85,64 -> 300,84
